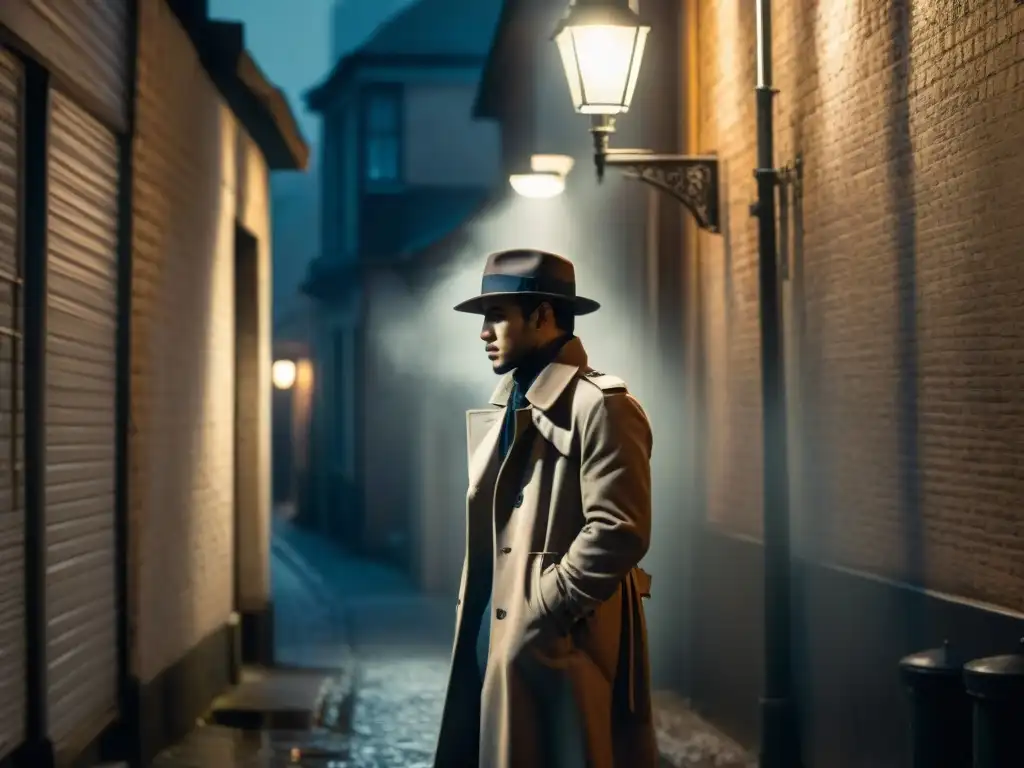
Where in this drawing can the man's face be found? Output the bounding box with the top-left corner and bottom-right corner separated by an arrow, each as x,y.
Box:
479,297 -> 541,375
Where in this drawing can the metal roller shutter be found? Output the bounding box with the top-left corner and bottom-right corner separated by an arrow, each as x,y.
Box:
45,90 -> 119,750
0,48 -> 25,762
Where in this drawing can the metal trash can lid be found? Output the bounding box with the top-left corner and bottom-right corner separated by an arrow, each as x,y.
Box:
964,642 -> 1024,700
900,640 -> 964,681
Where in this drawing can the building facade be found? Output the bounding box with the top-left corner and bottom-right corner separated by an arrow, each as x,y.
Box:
0,1 -> 306,766
301,0 -> 503,562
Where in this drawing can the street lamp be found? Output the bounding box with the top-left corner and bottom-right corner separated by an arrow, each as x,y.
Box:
552,0 -> 720,234
553,1 -> 802,766
509,154 -> 575,199
272,359 -> 297,390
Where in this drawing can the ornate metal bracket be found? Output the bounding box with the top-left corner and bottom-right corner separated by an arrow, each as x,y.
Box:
606,153 -> 721,234
589,116 -> 721,234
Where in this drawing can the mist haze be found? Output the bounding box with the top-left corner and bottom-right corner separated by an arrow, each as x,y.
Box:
367,173 -> 695,689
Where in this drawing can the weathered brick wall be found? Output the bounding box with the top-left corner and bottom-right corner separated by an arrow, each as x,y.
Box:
131,0 -> 271,681
695,0 -> 1024,607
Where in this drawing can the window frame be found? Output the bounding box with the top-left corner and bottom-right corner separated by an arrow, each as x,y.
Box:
360,84 -> 404,189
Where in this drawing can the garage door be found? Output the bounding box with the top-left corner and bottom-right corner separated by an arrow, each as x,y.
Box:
0,48 -> 25,763
45,89 -> 119,752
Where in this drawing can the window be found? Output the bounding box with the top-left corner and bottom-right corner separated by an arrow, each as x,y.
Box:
362,87 -> 402,184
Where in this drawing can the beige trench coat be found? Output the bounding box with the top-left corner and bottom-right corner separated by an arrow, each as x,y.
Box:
433,338 -> 658,768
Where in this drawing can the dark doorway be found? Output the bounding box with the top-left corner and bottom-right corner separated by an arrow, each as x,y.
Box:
271,373 -> 295,506
233,223 -> 270,666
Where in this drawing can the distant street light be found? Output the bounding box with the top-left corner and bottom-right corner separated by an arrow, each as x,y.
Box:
272,359 -> 297,390
553,1 -> 803,766
509,154 -> 575,199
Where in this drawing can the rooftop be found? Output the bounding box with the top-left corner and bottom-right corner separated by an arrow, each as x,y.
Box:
307,0 -> 503,110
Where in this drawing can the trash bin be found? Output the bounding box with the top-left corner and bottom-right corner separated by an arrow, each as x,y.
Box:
963,641 -> 1024,768
899,640 -> 972,768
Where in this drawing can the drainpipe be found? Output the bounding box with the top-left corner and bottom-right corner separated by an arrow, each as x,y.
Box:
21,57 -> 54,768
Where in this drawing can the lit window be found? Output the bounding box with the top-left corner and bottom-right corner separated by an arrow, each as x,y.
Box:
363,88 -> 401,184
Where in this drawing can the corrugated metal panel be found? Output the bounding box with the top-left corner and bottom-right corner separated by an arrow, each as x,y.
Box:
0,49 -> 25,762
45,90 -> 119,751
0,0 -> 130,129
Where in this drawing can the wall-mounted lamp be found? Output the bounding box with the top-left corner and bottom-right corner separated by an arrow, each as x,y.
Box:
552,0 -> 721,233
509,154 -> 575,199
272,359 -> 297,390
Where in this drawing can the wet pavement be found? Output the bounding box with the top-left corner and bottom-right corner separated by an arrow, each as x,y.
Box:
150,518 -> 752,767
272,520 -> 453,766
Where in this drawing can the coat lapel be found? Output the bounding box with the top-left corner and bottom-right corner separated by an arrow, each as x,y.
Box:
466,409 -> 503,494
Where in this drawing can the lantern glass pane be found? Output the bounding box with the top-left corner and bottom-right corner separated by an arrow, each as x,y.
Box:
622,27 -> 649,111
555,28 -> 585,110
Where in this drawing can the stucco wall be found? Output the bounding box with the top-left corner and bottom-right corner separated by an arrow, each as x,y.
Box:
695,0 -> 1024,607
130,0 -> 271,682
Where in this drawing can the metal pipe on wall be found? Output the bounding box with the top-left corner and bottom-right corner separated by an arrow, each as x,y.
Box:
752,0 -> 800,765
21,55 -> 53,768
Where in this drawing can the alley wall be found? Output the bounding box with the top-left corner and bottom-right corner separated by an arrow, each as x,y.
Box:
697,0 -> 1024,606
687,0 -> 1024,763
130,0 -> 272,685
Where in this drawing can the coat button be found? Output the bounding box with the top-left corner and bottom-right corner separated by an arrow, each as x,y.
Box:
500,546 -> 511,555
514,492 -> 524,508
496,608 -> 507,620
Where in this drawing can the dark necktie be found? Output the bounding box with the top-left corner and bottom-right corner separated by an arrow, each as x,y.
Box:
499,379 -> 527,461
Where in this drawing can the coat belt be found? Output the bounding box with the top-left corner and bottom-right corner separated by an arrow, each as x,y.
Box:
622,567 -> 652,715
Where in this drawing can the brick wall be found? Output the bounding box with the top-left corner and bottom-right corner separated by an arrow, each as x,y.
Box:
130,0 -> 271,681
694,0 -> 1024,608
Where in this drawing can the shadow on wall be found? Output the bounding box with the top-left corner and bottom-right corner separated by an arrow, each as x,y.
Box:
363,171 -> 694,690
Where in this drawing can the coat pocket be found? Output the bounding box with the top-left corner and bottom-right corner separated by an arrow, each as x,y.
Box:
521,551 -> 570,658
525,551 -> 563,624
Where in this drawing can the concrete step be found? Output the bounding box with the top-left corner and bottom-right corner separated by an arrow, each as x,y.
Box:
150,725 -> 352,767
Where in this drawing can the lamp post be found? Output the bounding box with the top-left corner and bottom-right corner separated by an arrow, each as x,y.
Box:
553,1 -> 801,766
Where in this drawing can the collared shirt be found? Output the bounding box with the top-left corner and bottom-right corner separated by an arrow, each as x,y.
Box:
498,334 -> 575,461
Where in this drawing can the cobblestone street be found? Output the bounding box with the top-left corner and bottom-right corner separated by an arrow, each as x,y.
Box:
150,518 -> 752,767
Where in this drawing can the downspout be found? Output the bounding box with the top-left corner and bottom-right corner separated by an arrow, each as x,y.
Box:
104,0 -> 142,763
21,53 -> 54,768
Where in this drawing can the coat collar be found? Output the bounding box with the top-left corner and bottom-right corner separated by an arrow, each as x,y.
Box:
487,336 -> 589,411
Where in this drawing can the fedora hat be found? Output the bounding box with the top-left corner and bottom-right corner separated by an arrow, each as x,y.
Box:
453,249 -> 600,315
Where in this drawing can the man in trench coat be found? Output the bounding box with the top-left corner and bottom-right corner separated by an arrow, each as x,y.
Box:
433,249 -> 658,768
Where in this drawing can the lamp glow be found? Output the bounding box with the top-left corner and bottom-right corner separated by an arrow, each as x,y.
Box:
509,173 -> 565,199
554,1 -> 650,115
509,154 -> 575,199
272,359 -> 297,390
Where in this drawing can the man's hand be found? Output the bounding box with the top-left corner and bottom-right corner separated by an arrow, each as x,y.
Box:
538,391 -> 653,633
